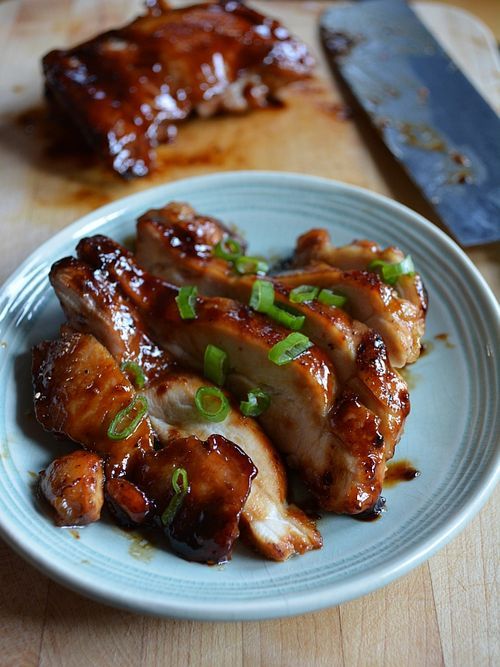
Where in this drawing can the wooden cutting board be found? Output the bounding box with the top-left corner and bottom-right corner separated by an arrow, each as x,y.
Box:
0,2 -> 498,666
0,1 -> 498,291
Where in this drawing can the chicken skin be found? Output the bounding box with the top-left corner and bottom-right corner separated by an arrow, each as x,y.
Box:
289,229 -> 427,365
135,201 -> 409,457
33,332 -> 155,478
42,0 -> 314,177
76,234 -> 389,514
50,256 -> 322,559
33,332 -> 259,563
39,450 -> 104,526
137,434 -> 256,564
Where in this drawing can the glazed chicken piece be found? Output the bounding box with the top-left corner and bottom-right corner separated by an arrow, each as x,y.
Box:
135,202 -> 409,457
77,235 -> 389,514
33,332 -> 155,478
274,265 -> 422,368
42,0 -> 314,177
289,229 -> 427,365
33,332 -> 258,563
137,434 -> 256,564
39,450 -> 104,526
50,257 -> 322,559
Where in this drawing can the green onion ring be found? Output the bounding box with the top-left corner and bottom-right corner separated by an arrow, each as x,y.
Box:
107,394 -> 148,441
194,386 -> 230,422
234,256 -> 269,276
175,285 -> 198,320
249,279 -> 275,313
120,360 -> 146,389
214,238 -> 243,262
267,304 -> 305,331
317,289 -> 347,308
203,344 -> 228,386
289,285 -> 319,303
268,332 -> 313,366
240,388 -> 271,417
161,467 -> 189,526
368,255 -> 415,285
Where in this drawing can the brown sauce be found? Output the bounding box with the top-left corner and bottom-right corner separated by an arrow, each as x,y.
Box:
353,496 -> 386,522
69,529 -> 80,540
115,527 -> 157,563
419,340 -> 434,357
434,332 -> 455,349
384,460 -> 420,488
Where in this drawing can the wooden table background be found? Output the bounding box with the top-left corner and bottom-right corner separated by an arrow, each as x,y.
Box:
0,1 -> 498,665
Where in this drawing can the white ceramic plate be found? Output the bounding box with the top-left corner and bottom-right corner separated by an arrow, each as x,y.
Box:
0,172 -> 498,621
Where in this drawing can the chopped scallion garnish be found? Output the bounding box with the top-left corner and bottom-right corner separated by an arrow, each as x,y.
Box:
213,238 -> 243,262
368,255 -> 415,285
268,332 -> 313,366
249,279 -> 275,313
235,256 -> 269,276
289,285 -> 319,303
317,289 -> 347,308
203,344 -> 228,386
175,285 -> 198,319
194,386 -> 230,422
120,360 -> 146,389
240,388 -> 271,417
267,304 -> 305,331
107,394 -> 148,441
161,467 -> 189,526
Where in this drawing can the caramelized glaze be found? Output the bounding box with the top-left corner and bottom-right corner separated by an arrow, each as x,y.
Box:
39,450 -> 104,526
136,434 -> 256,564
32,332 -> 154,477
42,0 -> 314,177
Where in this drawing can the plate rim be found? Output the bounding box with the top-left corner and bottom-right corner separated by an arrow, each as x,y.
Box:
0,170 -> 498,621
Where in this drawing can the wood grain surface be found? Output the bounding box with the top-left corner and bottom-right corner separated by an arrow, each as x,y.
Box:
0,2 -> 498,666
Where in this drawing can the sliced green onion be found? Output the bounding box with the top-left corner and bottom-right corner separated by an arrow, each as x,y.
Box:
289,285 -> 319,303
107,394 -> 148,441
235,256 -> 269,276
214,237 -> 243,262
240,388 -> 271,417
161,467 -> 189,526
267,304 -> 305,331
317,289 -> 347,308
120,360 -> 146,389
368,255 -> 415,285
249,279 -> 275,313
268,332 -> 313,366
194,386 -> 230,422
175,285 -> 198,319
172,467 -> 188,494
203,344 -> 228,386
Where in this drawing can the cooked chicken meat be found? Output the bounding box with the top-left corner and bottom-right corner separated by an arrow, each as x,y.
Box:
135,202 -> 409,457
33,332 -> 258,563
105,478 -> 155,527
137,434 -> 256,564
39,450 -> 104,526
50,257 -> 322,559
42,0 -> 314,177
33,332 -> 155,478
77,235 -> 390,514
290,229 -> 427,365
